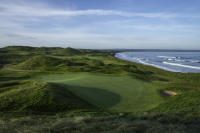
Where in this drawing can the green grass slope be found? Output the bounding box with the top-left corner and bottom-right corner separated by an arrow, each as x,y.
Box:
3,46 -> 36,52
64,47 -> 82,55
35,73 -> 163,113
0,80 -> 93,114
151,89 -> 200,118
12,55 -> 68,71
11,55 -> 106,72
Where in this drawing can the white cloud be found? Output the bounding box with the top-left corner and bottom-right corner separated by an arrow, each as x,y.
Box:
0,1 -> 200,49
0,2 -> 176,18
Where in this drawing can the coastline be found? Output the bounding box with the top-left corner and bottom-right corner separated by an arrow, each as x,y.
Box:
114,52 -> 200,73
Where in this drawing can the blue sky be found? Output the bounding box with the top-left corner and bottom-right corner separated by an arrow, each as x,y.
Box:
0,0 -> 200,49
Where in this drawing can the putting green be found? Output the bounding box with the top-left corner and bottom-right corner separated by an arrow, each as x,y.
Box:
34,73 -> 163,113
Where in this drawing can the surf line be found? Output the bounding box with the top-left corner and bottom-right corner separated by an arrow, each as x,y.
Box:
163,62 -> 200,70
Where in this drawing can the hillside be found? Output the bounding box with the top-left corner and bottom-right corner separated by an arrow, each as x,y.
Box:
0,80 -> 93,114
0,46 -> 111,56
12,55 -> 66,71
0,46 -> 200,133
64,47 -> 83,55
10,55 -> 106,72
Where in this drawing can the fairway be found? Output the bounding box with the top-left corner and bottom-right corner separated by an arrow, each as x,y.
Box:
34,73 -> 163,113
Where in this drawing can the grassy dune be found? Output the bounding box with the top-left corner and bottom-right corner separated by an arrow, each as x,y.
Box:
0,79 -> 93,114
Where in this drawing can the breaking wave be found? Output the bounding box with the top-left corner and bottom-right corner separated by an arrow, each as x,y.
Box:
163,62 -> 200,70
115,52 -> 200,73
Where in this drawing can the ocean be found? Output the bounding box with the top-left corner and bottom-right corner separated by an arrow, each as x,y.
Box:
115,52 -> 200,73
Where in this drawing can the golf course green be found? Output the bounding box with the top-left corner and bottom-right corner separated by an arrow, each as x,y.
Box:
34,73 -> 163,113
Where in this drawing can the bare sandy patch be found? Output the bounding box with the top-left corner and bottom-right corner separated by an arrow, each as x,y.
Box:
161,90 -> 177,97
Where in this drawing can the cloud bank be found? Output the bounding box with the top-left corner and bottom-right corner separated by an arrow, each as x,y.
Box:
0,1 -> 200,49
0,2 -> 177,18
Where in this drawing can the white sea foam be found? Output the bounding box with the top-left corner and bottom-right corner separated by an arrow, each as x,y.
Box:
190,60 -> 200,63
137,60 -> 177,72
175,59 -> 185,62
158,56 -> 176,59
115,52 -> 200,73
117,53 -> 177,72
163,62 -> 200,70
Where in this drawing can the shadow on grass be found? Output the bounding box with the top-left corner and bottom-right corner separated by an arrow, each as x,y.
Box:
57,83 -> 121,109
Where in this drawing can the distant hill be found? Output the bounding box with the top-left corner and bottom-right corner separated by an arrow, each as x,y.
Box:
13,55 -> 65,71
0,80 -> 93,113
3,46 -> 36,52
64,47 -> 82,55
11,55 -> 107,72
1,46 -> 83,55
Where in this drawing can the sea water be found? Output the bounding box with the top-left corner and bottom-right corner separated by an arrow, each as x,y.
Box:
115,52 -> 200,73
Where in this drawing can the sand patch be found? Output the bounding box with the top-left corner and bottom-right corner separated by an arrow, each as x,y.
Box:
161,90 -> 177,97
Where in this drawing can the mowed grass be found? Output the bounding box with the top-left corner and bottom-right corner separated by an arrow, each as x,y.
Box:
34,73 -> 163,113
